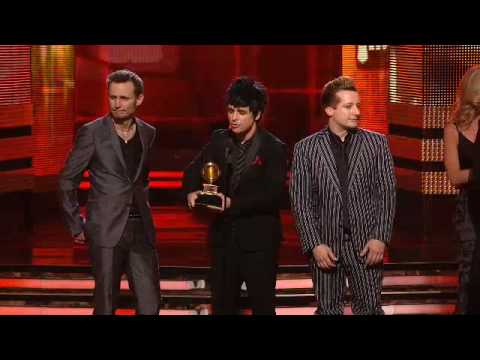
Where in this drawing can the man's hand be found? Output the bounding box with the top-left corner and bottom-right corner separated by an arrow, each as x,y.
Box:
312,244 -> 338,270
219,193 -> 231,209
187,191 -> 200,209
360,239 -> 385,266
73,232 -> 87,245
206,193 -> 231,212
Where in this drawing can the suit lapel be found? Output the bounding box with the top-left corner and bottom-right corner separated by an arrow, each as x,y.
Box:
105,116 -> 128,175
133,118 -> 148,183
347,129 -> 364,189
219,134 -> 234,192
242,129 -> 262,173
232,128 -> 262,193
317,129 -> 341,197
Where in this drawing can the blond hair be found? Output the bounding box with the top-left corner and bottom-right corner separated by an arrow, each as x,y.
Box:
321,76 -> 357,109
450,65 -> 480,130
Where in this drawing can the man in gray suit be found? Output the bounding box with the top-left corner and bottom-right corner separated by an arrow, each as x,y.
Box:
59,69 -> 161,315
289,76 -> 396,315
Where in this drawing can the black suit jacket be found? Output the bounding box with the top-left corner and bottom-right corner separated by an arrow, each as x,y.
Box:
58,115 -> 157,248
183,127 -> 288,251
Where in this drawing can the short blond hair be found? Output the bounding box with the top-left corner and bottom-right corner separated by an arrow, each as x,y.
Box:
321,76 -> 357,109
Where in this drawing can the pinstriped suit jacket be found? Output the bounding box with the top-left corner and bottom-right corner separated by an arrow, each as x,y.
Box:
289,127 -> 396,255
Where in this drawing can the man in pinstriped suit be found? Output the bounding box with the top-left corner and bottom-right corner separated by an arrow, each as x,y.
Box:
289,76 -> 396,315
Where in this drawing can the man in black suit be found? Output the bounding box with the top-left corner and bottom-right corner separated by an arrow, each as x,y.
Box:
183,77 -> 287,315
59,69 -> 161,315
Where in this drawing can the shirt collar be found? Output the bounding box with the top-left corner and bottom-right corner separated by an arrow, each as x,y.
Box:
230,127 -> 259,148
327,126 -> 355,145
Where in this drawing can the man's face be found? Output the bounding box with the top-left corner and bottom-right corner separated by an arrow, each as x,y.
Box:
227,105 -> 260,136
108,81 -> 144,121
325,90 -> 360,130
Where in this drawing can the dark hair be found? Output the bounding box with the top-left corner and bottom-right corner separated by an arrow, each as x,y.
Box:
107,69 -> 144,97
320,76 -> 357,109
225,76 -> 268,119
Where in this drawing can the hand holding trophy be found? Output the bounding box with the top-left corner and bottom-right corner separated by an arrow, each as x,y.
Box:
195,162 -> 224,211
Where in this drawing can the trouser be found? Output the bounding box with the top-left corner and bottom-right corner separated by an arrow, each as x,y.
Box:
312,235 -> 384,315
210,237 -> 279,315
90,217 -> 161,315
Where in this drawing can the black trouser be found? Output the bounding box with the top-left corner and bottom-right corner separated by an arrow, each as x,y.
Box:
90,218 -> 161,315
211,238 -> 279,315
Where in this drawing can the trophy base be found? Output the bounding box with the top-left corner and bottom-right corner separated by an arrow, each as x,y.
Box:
195,193 -> 223,210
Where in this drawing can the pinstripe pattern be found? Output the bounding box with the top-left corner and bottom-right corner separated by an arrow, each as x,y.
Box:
290,127 -> 396,315
312,241 -> 384,315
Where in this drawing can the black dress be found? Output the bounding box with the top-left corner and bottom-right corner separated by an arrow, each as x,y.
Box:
455,128 -> 480,313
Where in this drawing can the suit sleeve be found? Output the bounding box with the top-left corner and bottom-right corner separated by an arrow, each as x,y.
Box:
58,125 -> 95,237
228,142 -> 287,216
289,142 -> 322,254
371,136 -> 396,244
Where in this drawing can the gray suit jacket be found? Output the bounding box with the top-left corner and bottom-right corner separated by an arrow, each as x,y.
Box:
289,127 -> 396,255
58,115 -> 157,248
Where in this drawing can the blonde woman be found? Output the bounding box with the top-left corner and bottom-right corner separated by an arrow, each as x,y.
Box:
444,65 -> 480,314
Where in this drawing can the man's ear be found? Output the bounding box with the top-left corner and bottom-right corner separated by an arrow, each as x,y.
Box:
136,94 -> 144,107
255,112 -> 262,121
325,106 -> 335,117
